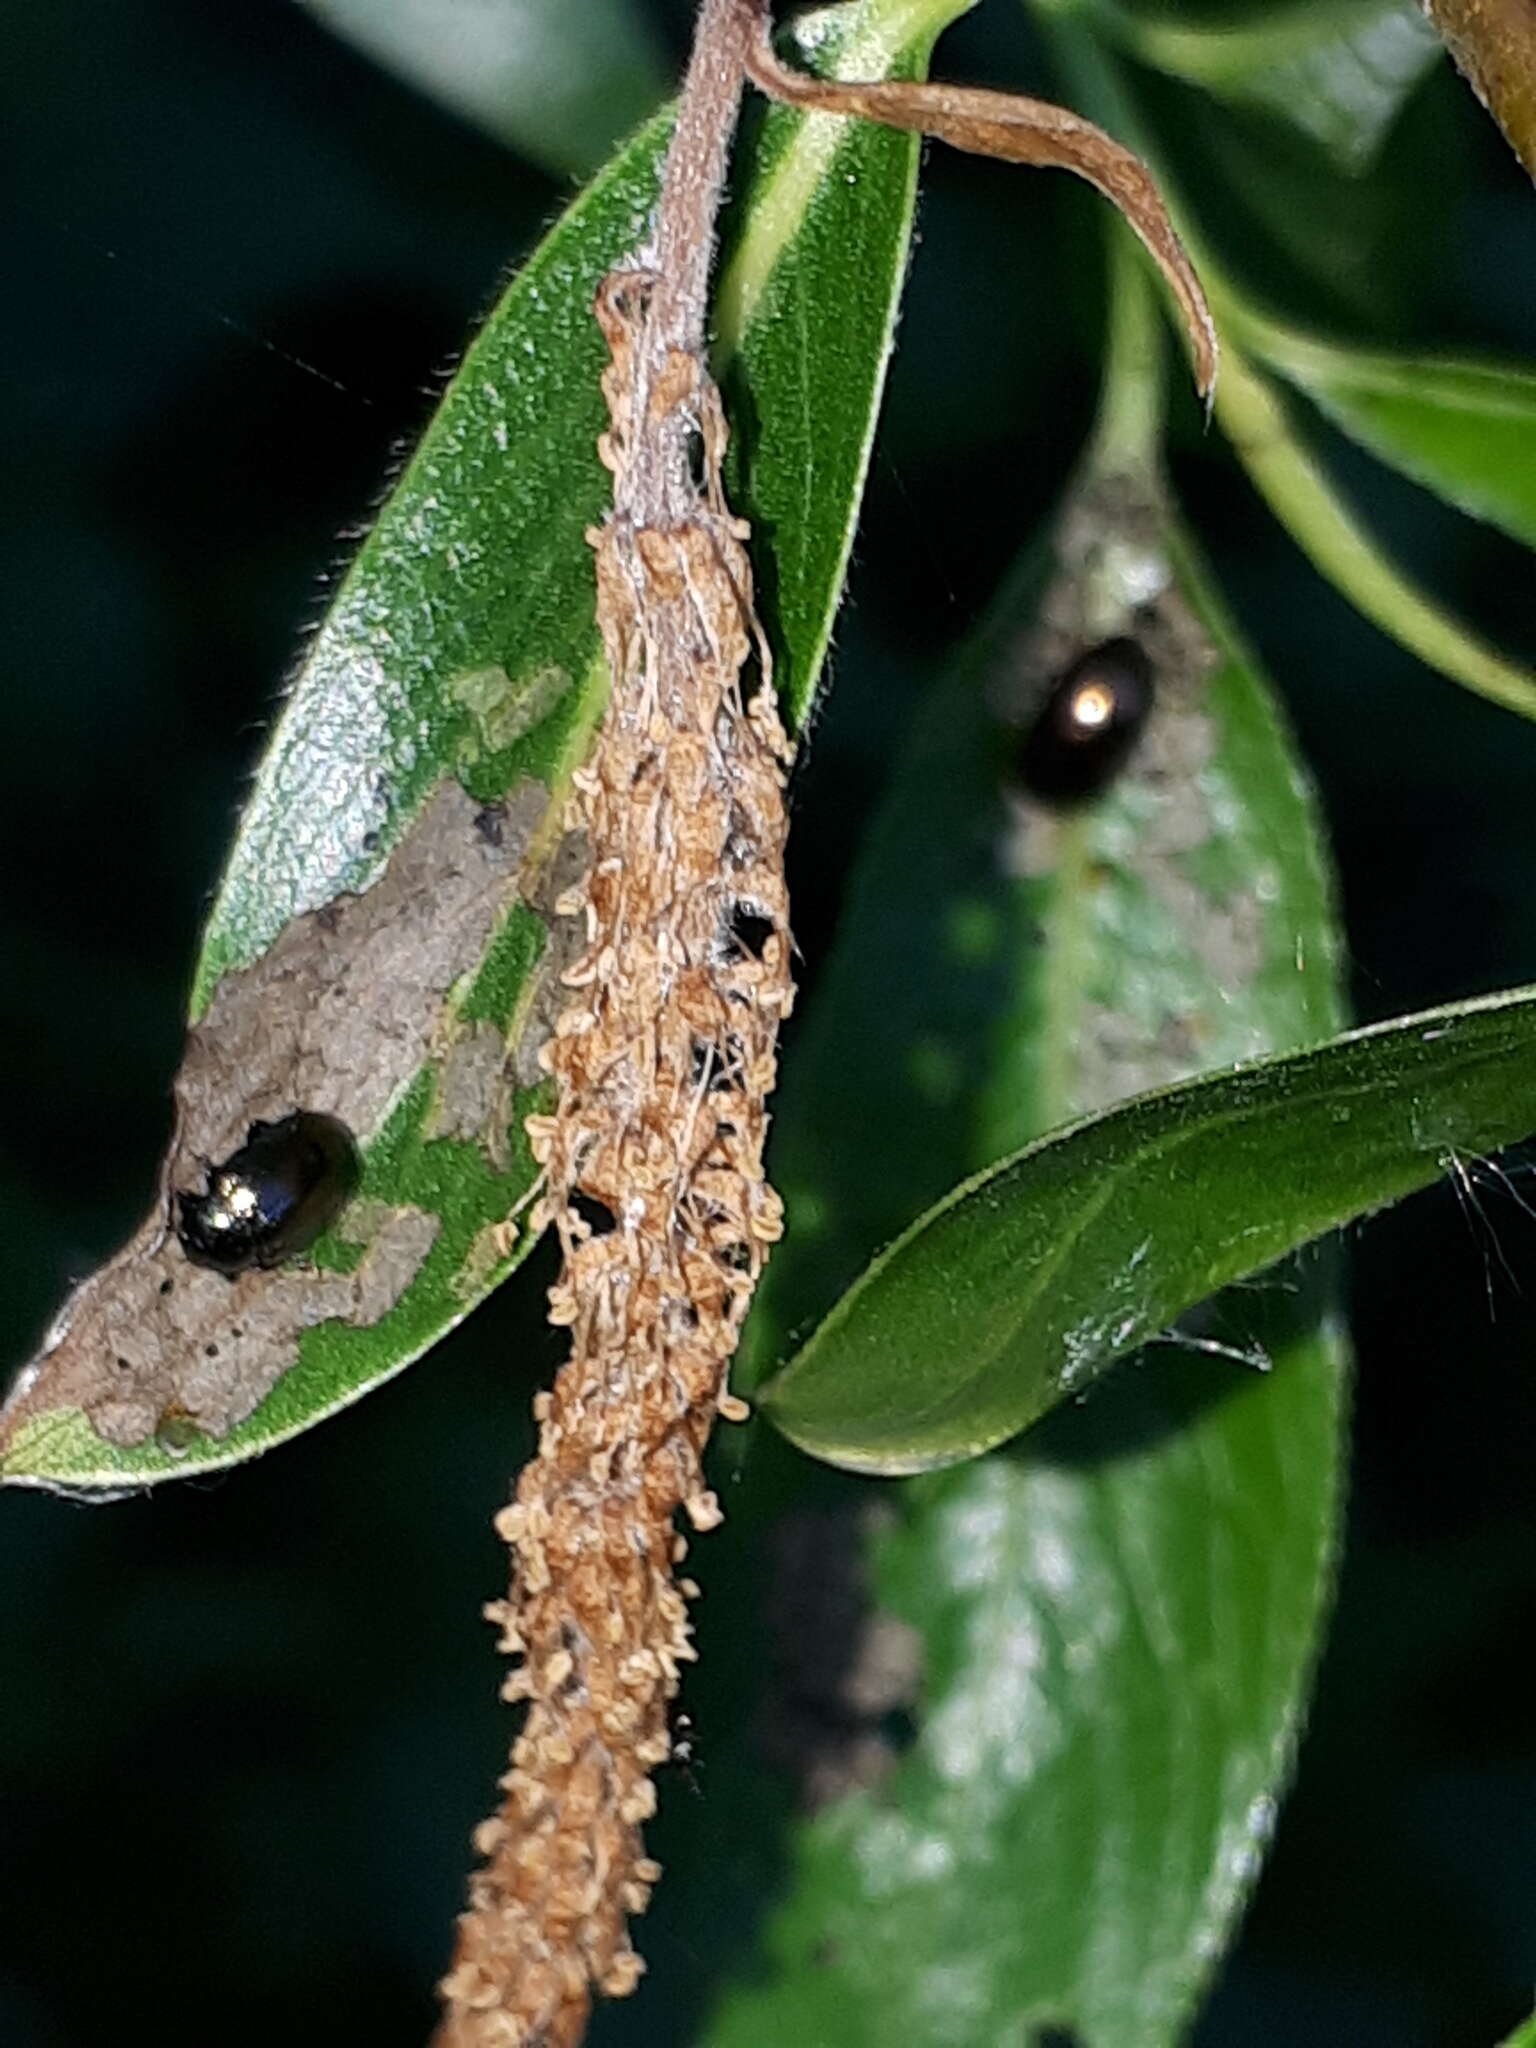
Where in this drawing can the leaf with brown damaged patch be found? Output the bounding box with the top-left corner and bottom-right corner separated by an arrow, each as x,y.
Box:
2,780 -> 572,1492
4,0 -> 961,1494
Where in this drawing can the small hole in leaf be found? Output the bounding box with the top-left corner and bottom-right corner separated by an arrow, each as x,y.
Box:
882,1705 -> 919,1756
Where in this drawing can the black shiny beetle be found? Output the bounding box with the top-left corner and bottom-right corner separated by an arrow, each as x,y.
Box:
1012,637 -> 1155,806
175,1111 -> 360,1276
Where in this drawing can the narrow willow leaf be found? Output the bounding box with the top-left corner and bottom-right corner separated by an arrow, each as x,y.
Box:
295,0 -> 668,179
693,258 -> 1346,2040
1071,0 -> 1442,172
1211,340 -> 1536,721
0,0 -> 970,1496
1235,312 -> 1536,549
766,974 -> 1536,1471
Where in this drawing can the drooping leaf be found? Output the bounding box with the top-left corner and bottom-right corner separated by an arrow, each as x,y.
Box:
743,21 -> 1218,404
765,974 -> 1536,1472
294,0 -> 668,179
1236,313 -> 1536,549
672,255 -> 1349,2042
0,0 -> 973,1496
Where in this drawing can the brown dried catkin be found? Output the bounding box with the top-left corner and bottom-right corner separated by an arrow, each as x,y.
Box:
435,262 -> 792,2048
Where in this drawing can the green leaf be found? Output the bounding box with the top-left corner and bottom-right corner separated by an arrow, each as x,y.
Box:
294,0 -> 668,179
1040,19 -> 1536,720
1040,18 -> 1536,720
1063,0 -> 1442,172
1210,338 -> 1536,722
695,252 -> 1349,2041
765,974 -> 1536,1473
0,0 -> 973,1497
1498,2014 -> 1536,2048
1235,312 -> 1536,549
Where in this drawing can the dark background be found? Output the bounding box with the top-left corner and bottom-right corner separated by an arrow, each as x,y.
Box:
2,3 -> 1534,2043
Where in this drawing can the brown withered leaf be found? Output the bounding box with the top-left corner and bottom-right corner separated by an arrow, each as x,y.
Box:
744,11 -> 1218,400
1423,0 -> 1536,180
1,778 -> 550,1460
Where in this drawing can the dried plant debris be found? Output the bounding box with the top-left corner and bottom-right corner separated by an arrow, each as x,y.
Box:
436,274 -> 794,2048
1,778 -> 558,1466
435,3 -> 797,2035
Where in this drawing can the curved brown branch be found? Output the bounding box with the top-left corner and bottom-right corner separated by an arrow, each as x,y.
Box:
742,4 -> 1217,401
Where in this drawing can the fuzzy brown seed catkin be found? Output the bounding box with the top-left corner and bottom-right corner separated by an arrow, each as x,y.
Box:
435,272 -> 792,2048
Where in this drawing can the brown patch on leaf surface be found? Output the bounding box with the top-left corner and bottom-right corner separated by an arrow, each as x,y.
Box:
2,778 -> 553,1461
1000,470 -> 1287,1111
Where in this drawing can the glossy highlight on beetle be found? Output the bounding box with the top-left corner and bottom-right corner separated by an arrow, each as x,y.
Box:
1012,637 -> 1155,806
175,1111 -> 360,1276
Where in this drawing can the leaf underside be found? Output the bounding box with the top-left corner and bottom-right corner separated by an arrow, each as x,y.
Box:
764,973 -> 1536,1474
